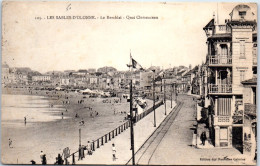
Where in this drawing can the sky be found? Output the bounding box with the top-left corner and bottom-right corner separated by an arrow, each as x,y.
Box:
2,2 -> 257,73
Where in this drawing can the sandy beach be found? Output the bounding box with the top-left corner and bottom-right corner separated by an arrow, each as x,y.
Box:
1,87 -> 153,164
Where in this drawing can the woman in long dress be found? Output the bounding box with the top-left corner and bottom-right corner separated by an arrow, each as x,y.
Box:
192,130 -> 197,147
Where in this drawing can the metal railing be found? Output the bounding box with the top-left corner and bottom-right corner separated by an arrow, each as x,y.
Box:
215,25 -> 231,33
208,84 -> 232,93
208,55 -> 232,65
63,100 -> 164,164
213,115 -> 232,125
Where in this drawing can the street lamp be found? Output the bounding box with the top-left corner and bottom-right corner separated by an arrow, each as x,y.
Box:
171,84 -> 173,108
152,70 -> 156,127
164,79 -> 166,115
129,80 -> 135,165
175,84 -> 178,101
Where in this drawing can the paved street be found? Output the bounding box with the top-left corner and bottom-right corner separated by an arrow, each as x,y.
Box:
135,94 -> 251,165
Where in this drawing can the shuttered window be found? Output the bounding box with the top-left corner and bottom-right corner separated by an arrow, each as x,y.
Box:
217,97 -> 231,116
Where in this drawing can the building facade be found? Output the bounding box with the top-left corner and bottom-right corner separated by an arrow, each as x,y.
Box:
203,4 -> 257,150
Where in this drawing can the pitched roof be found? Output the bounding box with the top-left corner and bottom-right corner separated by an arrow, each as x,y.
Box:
184,66 -> 199,76
203,19 -> 215,30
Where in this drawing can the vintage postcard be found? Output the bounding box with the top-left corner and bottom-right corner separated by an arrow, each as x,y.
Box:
1,1 -> 257,165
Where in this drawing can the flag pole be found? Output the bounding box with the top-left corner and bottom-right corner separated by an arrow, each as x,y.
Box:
129,52 -> 135,165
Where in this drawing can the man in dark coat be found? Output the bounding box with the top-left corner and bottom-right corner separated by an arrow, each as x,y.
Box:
200,131 -> 207,146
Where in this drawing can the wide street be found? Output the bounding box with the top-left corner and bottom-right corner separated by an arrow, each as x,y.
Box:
135,94 -> 247,165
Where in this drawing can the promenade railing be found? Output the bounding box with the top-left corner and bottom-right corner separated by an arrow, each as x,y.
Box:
64,100 -> 163,164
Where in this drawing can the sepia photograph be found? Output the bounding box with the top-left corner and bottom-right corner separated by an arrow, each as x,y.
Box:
1,1 -> 258,165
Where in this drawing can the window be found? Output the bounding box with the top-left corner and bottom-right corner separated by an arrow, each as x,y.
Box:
240,40 -> 245,58
220,44 -> 228,56
239,11 -> 247,19
240,70 -> 245,82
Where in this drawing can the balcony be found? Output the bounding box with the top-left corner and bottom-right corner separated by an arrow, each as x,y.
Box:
208,55 -> 232,66
214,25 -> 231,34
209,84 -> 232,94
253,56 -> 257,66
213,115 -> 232,126
244,103 -> 256,117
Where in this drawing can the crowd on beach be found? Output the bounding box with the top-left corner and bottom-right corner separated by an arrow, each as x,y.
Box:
4,86 -> 147,164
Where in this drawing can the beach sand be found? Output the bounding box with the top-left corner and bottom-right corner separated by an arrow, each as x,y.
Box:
1,87 -> 152,164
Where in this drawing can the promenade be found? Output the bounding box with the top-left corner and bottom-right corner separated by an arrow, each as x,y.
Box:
76,100 -> 176,164
136,94 -> 251,165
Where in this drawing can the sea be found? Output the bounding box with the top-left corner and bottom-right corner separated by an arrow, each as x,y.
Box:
1,94 -> 67,127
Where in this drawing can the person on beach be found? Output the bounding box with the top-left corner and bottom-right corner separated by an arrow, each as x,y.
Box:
61,112 -> 63,119
8,138 -> 13,148
112,143 -> 116,161
79,119 -> 85,126
24,116 -> 27,125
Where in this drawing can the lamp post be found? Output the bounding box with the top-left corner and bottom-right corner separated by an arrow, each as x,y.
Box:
171,83 -> 173,108
78,128 -> 81,160
152,70 -> 156,127
129,80 -> 135,165
175,84 -> 178,101
164,79 -> 166,115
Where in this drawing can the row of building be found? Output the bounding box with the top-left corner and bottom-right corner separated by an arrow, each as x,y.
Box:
2,61 -> 195,93
3,50 -> 201,95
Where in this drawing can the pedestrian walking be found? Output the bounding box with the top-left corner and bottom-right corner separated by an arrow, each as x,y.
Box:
86,141 -> 92,155
112,143 -> 116,161
192,130 -> 197,147
200,131 -> 207,146
24,116 -> 27,125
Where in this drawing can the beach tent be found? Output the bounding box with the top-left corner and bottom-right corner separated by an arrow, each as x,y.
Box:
81,89 -> 93,94
55,87 -> 64,91
135,97 -> 147,109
